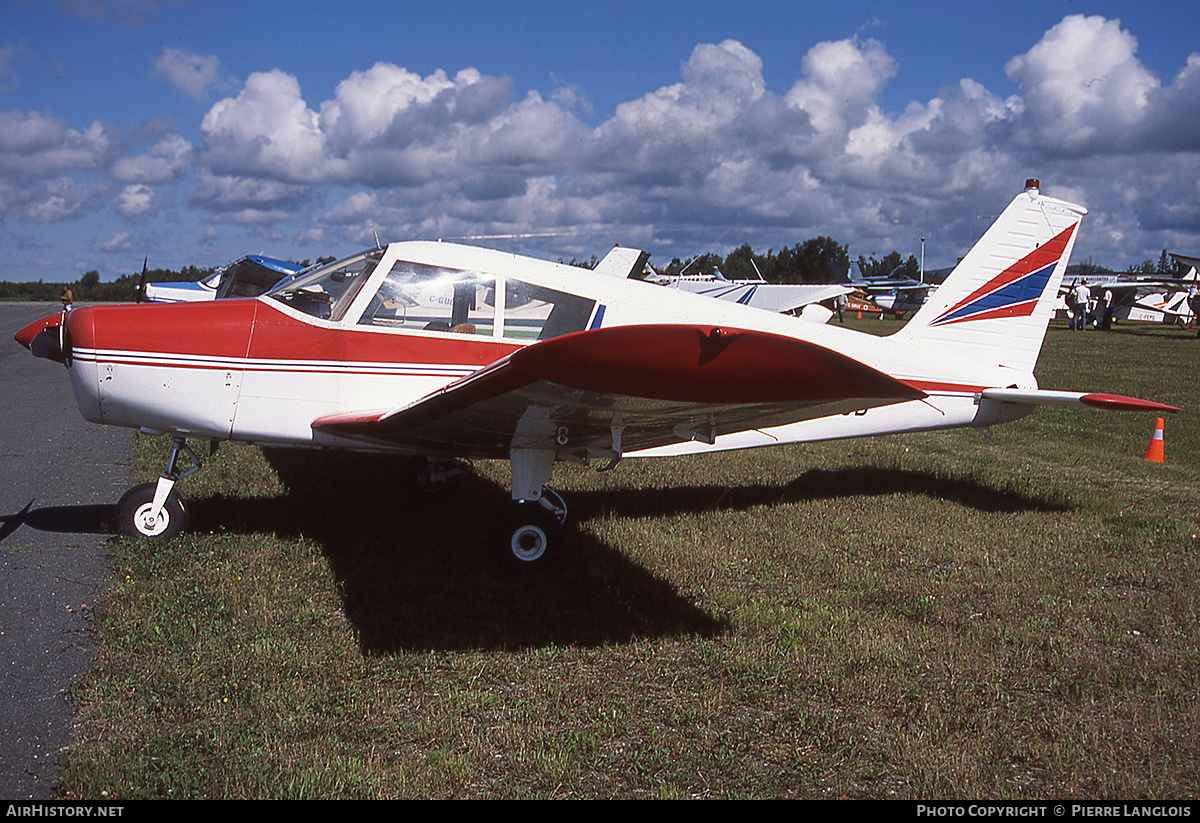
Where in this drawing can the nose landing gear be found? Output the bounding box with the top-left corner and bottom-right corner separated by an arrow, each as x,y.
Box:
114,437 -> 201,540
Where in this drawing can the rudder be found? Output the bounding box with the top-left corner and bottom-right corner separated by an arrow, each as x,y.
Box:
893,179 -> 1087,379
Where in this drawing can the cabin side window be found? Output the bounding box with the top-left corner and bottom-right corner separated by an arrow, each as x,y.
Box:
357,260 -> 597,341
359,261 -> 496,336
501,281 -> 596,341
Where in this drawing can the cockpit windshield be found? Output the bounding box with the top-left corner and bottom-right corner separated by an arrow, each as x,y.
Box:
267,249 -> 382,321
267,245 -> 598,338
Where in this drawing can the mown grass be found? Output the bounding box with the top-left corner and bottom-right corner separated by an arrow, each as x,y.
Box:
56,318 -> 1200,799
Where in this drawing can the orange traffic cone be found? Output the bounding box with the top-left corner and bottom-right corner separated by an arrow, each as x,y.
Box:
1144,417 -> 1165,463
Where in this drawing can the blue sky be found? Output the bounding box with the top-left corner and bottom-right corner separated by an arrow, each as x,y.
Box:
3,0 -> 1200,282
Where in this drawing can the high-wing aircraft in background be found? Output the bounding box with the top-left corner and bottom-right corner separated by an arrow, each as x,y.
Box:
1062,261 -> 1199,329
592,245 -> 850,318
843,260 -> 935,318
141,255 -> 305,303
15,180 -> 1179,568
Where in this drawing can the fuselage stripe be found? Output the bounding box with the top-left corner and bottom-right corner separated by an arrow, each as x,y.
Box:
72,348 -> 478,378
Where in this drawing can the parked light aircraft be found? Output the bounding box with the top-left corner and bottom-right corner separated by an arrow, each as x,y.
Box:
1119,281 -> 1198,327
1062,261 -> 1200,329
14,180 -> 1179,567
141,255 -> 304,303
629,262 -> 852,317
844,260 -> 934,318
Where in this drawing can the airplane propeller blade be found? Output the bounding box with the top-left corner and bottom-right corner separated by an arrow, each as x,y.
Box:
136,257 -> 148,303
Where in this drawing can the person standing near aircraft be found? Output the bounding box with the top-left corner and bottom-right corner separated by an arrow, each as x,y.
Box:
60,285 -> 72,312
1096,287 -> 1111,330
1072,279 -> 1091,330
1188,284 -> 1200,338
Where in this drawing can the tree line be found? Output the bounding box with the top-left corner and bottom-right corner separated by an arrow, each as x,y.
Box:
658,238 -> 930,284
658,243 -> 1192,284
568,237 -> 923,284
0,265 -> 211,303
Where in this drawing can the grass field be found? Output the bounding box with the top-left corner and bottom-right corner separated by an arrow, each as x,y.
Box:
55,317 -> 1199,799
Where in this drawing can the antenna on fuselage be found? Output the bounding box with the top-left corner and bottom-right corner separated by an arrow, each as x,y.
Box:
679,224 -> 736,275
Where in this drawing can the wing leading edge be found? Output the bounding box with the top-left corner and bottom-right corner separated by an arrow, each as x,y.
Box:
311,324 -> 927,459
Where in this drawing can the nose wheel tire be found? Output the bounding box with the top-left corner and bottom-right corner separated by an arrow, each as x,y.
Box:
116,482 -> 190,540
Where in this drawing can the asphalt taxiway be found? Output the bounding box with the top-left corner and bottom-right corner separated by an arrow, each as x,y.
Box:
0,303 -> 133,799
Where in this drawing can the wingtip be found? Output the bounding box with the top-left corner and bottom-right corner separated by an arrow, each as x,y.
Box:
1079,393 -> 1181,413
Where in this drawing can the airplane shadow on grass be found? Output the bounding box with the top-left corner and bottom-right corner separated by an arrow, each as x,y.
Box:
200,449 -> 730,654
565,465 -> 1072,523
2,453 -> 1072,655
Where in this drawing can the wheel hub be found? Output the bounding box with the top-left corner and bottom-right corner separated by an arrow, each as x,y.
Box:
510,524 -> 548,562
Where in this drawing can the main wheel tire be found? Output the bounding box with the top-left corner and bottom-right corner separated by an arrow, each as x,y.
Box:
504,501 -> 561,569
115,482 -> 190,540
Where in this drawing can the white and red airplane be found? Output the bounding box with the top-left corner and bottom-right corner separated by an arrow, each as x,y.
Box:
1059,264 -> 1200,330
14,179 -> 1179,566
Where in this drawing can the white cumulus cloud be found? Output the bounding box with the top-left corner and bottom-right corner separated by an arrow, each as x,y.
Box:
4,14 -> 1200,273
151,47 -> 223,100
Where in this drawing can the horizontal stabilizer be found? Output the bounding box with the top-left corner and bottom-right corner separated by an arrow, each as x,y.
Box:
981,388 -> 1180,413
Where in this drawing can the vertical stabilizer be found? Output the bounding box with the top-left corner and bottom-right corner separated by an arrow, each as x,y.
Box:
594,246 -> 653,280
893,180 -> 1086,381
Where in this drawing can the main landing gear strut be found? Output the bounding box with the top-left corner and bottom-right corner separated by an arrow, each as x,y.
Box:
114,436 -> 200,540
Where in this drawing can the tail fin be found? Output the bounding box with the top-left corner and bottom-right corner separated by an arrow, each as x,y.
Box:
893,180 -> 1086,379
832,260 -> 867,285
594,245 -> 653,280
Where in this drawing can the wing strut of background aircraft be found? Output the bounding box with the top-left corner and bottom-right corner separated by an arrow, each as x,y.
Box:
14,179 -> 1179,569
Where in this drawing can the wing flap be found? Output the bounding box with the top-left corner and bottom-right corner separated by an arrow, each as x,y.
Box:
312,324 -> 926,458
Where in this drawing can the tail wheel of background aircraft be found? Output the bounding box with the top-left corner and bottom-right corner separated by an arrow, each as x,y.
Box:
115,482 -> 190,541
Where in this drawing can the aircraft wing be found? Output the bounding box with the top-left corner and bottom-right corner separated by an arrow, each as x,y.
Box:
1060,277 -> 1192,295
676,282 -> 853,314
312,324 -> 926,459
